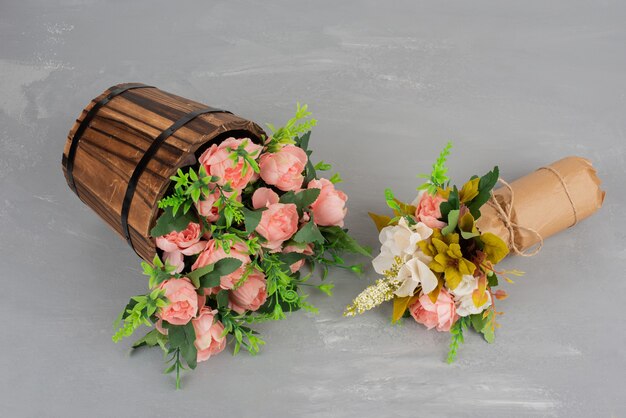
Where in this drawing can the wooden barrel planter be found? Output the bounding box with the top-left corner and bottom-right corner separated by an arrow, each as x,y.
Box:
62,83 -> 266,261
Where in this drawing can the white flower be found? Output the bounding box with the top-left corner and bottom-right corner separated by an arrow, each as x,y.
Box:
394,258 -> 439,297
450,274 -> 478,297
456,292 -> 492,317
372,217 -> 433,274
451,274 -> 492,317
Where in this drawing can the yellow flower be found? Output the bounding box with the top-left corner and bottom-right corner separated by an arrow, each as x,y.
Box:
458,177 -> 480,203
480,232 -> 509,264
429,238 -> 476,290
437,187 -> 451,200
458,212 -> 479,238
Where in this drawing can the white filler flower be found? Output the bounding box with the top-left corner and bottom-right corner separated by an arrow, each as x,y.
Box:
372,217 -> 437,297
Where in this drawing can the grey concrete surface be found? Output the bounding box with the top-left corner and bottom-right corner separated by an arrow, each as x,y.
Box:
1,0 -> 625,417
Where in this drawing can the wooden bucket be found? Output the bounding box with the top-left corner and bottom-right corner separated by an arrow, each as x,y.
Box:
62,83 -> 265,261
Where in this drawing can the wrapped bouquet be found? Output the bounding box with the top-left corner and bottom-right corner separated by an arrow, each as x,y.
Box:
345,143 -> 604,362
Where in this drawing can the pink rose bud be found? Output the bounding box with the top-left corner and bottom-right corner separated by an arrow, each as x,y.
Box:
199,137 -> 262,190
282,243 -> 314,273
259,145 -> 308,191
157,277 -> 199,326
307,178 -> 348,227
414,191 -> 447,229
228,269 -> 268,314
409,288 -> 458,332
192,307 -> 226,362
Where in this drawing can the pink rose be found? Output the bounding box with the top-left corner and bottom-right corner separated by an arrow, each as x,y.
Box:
192,239 -> 250,291
199,137 -> 262,190
229,269 -> 268,314
415,191 -> 447,229
195,188 -> 221,223
196,188 -> 241,224
307,178 -> 348,227
409,288 -> 458,332
192,307 -> 226,362
252,187 -> 280,209
254,201 -> 299,252
283,243 -> 314,273
155,222 -> 207,273
158,277 -> 199,326
155,292 -> 205,335
259,145 -> 308,191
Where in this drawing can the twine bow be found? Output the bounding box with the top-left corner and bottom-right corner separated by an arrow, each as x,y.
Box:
485,179 -> 544,257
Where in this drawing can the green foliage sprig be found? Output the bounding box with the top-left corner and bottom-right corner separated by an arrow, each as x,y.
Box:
447,316 -> 469,363
418,141 -> 453,195
112,288 -> 167,343
266,103 -> 317,152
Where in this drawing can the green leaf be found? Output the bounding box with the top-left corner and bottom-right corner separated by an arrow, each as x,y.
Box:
278,251 -> 307,267
216,289 -> 229,308
132,329 -> 166,349
441,209 -> 459,236
186,264 -> 215,288
329,173 -> 342,184
469,313 -> 488,334
439,186 -> 460,220
198,258 -> 243,289
167,323 -> 197,370
319,226 -> 372,257
487,272 -> 499,287
469,310 -> 495,343
241,207 -> 265,234
293,221 -> 325,244
297,131 -> 311,151
466,166 -> 499,219
279,188 -> 320,214
314,161 -> 332,171
384,189 -> 402,212
150,207 -> 197,237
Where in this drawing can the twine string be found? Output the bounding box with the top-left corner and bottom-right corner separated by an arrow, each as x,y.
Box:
485,178 -> 544,257
537,166 -> 579,226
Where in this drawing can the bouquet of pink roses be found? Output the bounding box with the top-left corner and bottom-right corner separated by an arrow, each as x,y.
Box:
113,105 -> 369,387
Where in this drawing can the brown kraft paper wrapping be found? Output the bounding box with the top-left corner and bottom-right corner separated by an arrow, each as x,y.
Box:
475,156 -> 605,254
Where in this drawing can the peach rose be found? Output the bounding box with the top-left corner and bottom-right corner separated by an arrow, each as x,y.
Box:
255,203 -> 299,251
158,277 -> 199,326
155,293 -> 205,335
195,188 -> 221,223
192,239 -> 250,291
414,191 -> 447,229
252,187 -> 279,209
283,243 -> 314,273
199,137 -> 262,190
155,222 -> 207,273
307,178 -> 348,227
409,288 -> 458,332
259,145 -> 308,191
196,188 -> 241,224
192,307 -> 226,362
229,269 -> 268,314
